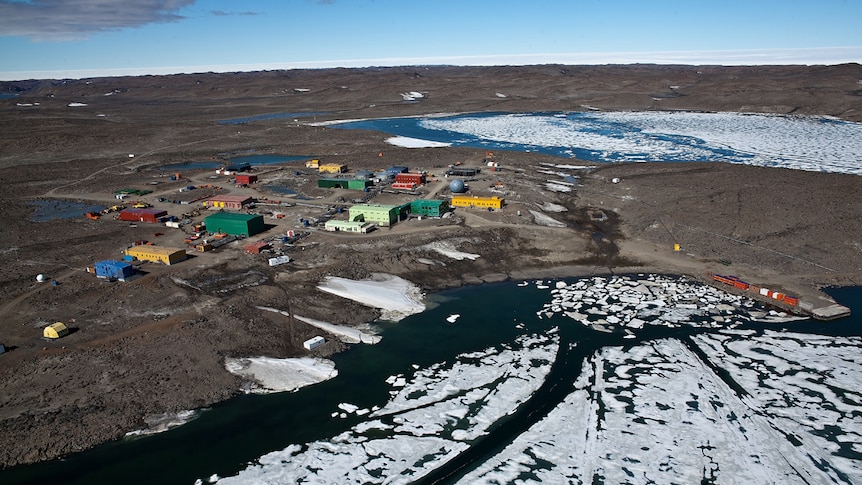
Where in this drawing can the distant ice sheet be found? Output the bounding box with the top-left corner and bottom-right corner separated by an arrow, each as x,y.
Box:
420,112 -> 862,174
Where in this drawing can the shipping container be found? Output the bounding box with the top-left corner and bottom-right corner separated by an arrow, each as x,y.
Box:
303,336 -> 325,350
268,255 -> 291,267
235,174 -> 258,185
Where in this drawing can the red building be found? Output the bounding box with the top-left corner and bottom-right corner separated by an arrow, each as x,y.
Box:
235,174 -> 258,185
394,172 -> 426,185
117,208 -> 168,223
244,241 -> 270,254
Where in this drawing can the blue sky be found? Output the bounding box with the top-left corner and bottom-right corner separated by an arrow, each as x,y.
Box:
0,0 -> 860,81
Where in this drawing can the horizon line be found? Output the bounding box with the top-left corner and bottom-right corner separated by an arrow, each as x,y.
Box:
2,47 -> 861,82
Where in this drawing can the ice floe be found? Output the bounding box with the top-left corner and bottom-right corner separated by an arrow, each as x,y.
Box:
536,274 -> 770,333
224,356 -> 338,394
317,273 -> 425,321
207,274 -> 861,484
213,331 -> 559,484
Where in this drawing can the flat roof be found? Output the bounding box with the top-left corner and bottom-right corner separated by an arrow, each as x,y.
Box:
125,246 -> 186,256
350,203 -> 399,210
205,212 -> 262,221
205,195 -> 253,203
119,208 -> 167,215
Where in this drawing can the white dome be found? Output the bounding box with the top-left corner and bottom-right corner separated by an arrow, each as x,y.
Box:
36,274 -> 46,282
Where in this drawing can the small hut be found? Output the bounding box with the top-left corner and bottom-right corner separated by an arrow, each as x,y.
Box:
43,322 -> 69,339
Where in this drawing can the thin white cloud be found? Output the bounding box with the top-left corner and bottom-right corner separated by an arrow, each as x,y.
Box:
211,10 -> 258,17
1,47 -> 860,81
0,0 -> 195,41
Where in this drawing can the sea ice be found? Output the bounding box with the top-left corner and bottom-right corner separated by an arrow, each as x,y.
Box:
215,332 -> 558,484
420,112 -> 862,175
459,338 -> 848,484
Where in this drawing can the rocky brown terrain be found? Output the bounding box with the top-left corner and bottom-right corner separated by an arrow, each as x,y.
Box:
0,63 -> 860,468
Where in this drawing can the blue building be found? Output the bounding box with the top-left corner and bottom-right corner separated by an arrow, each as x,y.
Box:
94,260 -> 135,281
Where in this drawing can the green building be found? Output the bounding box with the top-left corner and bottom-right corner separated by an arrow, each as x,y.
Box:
318,178 -> 371,190
410,199 -> 449,217
349,203 -> 400,227
204,212 -> 265,237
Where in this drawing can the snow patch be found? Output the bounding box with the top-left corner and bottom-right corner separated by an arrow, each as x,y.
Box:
386,136 -> 451,148
317,273 -> 425,321
224,356 -> 338,394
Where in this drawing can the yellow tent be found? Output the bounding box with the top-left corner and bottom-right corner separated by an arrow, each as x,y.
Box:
43,322 -> 69,339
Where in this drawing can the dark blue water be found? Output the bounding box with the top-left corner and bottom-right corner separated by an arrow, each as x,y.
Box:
2,278 -> 859,485
333,112 -> 753,163
28,200 -> 104,222
159,155 -> 311,172
218,112 -> 329,125
0,93 -> 19,99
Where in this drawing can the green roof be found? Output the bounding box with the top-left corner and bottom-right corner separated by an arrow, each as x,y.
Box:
205,212 -> 260,222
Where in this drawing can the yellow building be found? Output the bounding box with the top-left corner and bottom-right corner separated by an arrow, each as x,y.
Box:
319,163 -> 347,174
450,195 -> 504,210
125,246 -> 188,265
305,159 -> 320,169
43,322 -> 69,339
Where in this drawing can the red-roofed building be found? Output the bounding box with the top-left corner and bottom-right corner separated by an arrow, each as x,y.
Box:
244,241 -> 270,254
117,208 -> 168,223
235,174 -> 258,185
